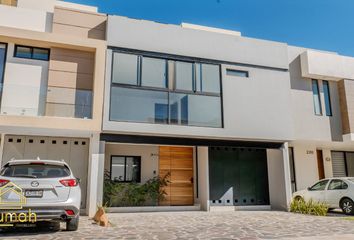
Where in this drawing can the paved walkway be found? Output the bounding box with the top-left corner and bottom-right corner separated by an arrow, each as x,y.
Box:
1,211 -> 354,239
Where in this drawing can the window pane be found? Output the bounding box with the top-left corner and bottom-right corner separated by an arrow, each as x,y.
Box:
328,180 -> 347,190
125,157 -> 140,182
75,89 -> 92,119
169,93 -> 222,127
310,180 -> 328,191
312,80 -> 322,115
33,48 -> 49,61
199,64 -> 220,93
15,46 -> 32,59
112,52 -> 139,85
175,61 -> 193,91
111,157 -> 125,181
110,87 -> 168,124
141,57 -> 167,88
323,80 -> 332,116
0,44 -> 6,84
226,69 -> 249,78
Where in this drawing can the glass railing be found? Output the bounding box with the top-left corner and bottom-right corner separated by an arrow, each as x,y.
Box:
0,84 -> 93,119
110,86 -> 222,128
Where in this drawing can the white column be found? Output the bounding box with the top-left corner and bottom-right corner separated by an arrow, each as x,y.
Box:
86,133 -> 105,217
197,146 -> 210,211
281,142 -> 292,210
0,133 -> 5,167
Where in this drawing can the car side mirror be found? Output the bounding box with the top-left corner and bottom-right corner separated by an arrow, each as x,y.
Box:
307,187 -> 311,191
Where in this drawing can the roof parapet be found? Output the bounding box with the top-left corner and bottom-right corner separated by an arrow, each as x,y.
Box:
181,22 -> 241,36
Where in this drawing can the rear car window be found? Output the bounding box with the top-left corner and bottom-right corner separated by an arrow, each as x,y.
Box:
0,164 -> 70,178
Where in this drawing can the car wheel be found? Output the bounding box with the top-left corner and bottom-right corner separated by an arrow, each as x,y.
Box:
340,198 -> 354,215
66,216 -> 79,231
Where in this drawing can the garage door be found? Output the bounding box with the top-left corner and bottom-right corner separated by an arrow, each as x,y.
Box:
331,151 -> 347,177
2,135 -> 89,209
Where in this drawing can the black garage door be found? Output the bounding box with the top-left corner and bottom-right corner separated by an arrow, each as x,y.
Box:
209,147 -> 270,206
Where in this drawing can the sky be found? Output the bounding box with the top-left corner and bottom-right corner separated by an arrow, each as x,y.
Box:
67,0 -> 354,57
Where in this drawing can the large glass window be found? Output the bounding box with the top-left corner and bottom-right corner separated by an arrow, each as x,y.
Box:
110,51 -> 223,128
112,52 -> 139,85
323,80 -> 332,116
110,87 -> 169,124
141,57 -> 167,88
312,79 -> 322,115
169,93 -> 222,127
175,61 -> 194,91
110,156 -> 141,182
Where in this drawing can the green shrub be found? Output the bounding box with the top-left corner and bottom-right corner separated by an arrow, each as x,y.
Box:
103,170 -> 170,207
290,198 -> 328,216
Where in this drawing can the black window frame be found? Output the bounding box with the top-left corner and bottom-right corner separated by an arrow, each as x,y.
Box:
322,80 -> 332,116
288,147 -> 297,192
110,155 -> 141,183
0,42 -> 7,85
109,48 -> 224,128
311,79 -> 322,116
226,69 -> 249,78
14,45 -> 50,61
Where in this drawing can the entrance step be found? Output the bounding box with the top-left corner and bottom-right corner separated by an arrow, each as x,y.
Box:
107,204 -> 201,213
210,205 -> 271,212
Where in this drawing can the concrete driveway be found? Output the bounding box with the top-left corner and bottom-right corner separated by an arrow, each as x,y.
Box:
1,211 -> 354,239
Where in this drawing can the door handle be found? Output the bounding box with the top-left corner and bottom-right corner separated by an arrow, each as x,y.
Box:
190,177 -> 194,184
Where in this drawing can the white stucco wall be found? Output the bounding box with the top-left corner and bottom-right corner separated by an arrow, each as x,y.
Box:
0,4 -> 53,32
267,148 -> 290,210
17,0 -> 56,13
1,43 -> 49,117
197,146 -> 209,211
291,144 -> 318,191
104,143 -> 159,184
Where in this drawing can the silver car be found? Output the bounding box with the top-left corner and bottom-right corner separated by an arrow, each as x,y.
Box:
0,159 -> 81,231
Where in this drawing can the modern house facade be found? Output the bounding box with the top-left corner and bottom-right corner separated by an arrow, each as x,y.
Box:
1,0 -> 354,216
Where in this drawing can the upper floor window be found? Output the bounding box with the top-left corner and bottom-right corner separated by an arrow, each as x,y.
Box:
14,45 -> 50,61
323,80 -> 332,116
226,69 -> 249,78
0,43 -> 6,85
110,50 -> 222,128
311,79 -> 322,115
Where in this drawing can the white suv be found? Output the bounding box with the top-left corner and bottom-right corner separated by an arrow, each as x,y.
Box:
0,159 -> 81,231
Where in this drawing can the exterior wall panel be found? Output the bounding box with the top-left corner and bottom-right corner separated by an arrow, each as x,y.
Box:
53,7 -> 106,40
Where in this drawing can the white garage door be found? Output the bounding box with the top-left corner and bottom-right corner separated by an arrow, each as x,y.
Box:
2,135 -> 89,209
331,151 -> 347,177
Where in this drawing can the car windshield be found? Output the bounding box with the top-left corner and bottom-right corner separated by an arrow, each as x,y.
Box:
0,164 -> 70,178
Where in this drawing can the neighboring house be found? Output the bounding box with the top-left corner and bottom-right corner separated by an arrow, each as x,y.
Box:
0,0 -> 354,217
0,0 -> 106,216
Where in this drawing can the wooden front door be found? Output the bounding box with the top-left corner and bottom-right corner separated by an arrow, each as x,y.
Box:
159,146 -> 194,206
317,150 -> 325,180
